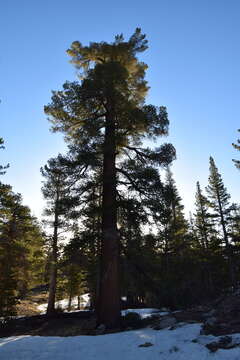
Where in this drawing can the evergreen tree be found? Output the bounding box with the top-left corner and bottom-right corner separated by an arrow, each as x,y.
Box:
44,29 -> 175,327
206,156 -> 234,285
0,184 -> 45,316
161,167 -> 188,254
41,155 -> 79,314
149,168 -> 195,309
71,177 -> 102,309
0,184 -> 18,316
59,243 -> 87,311
193,181 -> 220,295
228,203 -> 240,264
232,129 -> 240,169
118,196 -> 148,306
194,181 -> 215,249
0,137 -> 9,175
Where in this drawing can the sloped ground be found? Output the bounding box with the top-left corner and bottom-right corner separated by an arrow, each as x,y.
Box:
2,287 -> 240,358
201,289 -> 240,336
2,287 -> 240,338
0,309 -> 169,337
0,311 -> 95,337
15,287 -> 90,318
1,324 -> 240,360
15,285 -> 49,317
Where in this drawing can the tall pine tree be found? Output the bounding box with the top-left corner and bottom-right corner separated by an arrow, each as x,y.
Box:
206,156 -> 234,286
44,29 -> 175,327
194,181 -> 215,250
41,155 -> 79,314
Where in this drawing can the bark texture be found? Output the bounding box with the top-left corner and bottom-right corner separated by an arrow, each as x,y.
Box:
97,110 -> 121,328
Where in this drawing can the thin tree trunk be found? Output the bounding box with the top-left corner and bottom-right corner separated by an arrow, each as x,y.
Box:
199,197 -> 209,249
47,195 -> 59,315
77,295 -> 81,310
217,191 -> 235,287
97,109 -> 121,328
68,292 -> 72,312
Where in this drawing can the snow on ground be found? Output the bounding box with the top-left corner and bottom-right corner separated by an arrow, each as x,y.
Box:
37,295 -> 168,319
122,308 -> 169,318
1,323 -> 240,360
37,293 -> 90,312
38,294 -> 169,318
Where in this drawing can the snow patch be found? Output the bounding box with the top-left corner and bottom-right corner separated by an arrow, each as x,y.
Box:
121,308 -> 169,319
37,294 -> 90,313
1,324 -> 240,359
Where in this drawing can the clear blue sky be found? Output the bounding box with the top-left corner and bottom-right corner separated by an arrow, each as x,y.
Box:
1,0 -> 240,218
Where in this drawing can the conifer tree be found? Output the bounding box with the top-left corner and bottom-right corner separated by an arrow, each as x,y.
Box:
162,167 -> 188,254
118,196 -> 148,306
0,184 -> 45,316
228,203 -> 240,257
41,155 -> 79,314
44,29 -> 175,327
193,181 -> 220,294
59,246 -> 87,311
232,129 -> 240,169
149,168 -> 195,308
69,178 -> 103,309
206,156 -> 234,285
194,181 -> 215,249
0,184 -> 18,316
0,137 -> 9,175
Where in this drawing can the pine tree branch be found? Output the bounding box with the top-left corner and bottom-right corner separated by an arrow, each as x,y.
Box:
116,167 -> 146,194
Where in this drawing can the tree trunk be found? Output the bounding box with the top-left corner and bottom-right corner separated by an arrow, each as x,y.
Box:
77,295 -> 81,310
199,198 -> 209,249
47,199 -> 59,315
68,292 -> 72,312
217,191 -> 235,287
97,109 -> 121,328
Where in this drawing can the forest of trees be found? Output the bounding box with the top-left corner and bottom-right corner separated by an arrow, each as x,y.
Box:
1,30 -> 240,328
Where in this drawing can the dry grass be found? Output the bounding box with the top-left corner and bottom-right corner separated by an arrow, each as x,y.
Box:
16,287 -> 49,316
16,300 -> 41,316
